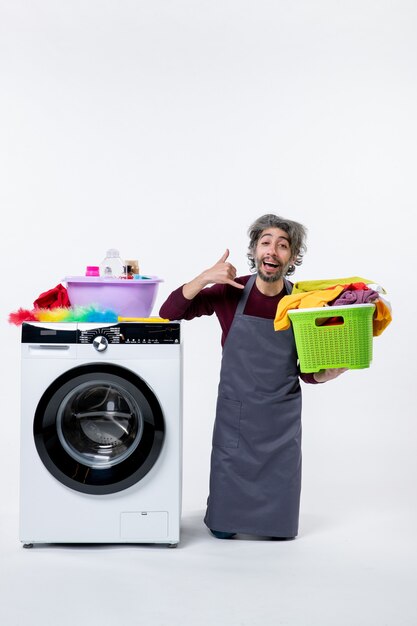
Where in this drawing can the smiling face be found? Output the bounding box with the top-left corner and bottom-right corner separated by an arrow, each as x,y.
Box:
254,227 -> 295,283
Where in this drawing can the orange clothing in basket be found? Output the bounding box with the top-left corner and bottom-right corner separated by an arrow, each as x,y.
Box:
273,285 -> 346,331
372,299 -> 392,336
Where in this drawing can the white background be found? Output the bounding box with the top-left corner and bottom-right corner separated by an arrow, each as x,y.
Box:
1,2 -> 416,625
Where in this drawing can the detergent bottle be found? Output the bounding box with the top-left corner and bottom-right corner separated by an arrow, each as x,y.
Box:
100,249 -> 126,278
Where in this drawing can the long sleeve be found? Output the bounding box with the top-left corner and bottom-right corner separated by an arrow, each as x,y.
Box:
159,284 -> 220,321
159,278 -> 248,345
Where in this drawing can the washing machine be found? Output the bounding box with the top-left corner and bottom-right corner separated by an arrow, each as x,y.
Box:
19,321 -> 182,547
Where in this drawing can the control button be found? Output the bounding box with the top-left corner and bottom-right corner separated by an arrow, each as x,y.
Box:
93,336 -> 108,352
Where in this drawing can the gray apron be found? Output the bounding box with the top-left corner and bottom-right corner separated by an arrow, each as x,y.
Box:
204,274 -> 302,537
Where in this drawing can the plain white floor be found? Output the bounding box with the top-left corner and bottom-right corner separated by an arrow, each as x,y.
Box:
1,501 -> 416,625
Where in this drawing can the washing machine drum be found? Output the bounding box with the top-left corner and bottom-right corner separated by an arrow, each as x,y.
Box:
34,364 -> 165,494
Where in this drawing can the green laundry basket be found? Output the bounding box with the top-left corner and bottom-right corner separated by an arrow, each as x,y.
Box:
288,303 -> 375,373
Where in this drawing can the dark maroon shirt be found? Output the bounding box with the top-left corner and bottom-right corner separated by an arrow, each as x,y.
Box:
159,275 -> 317,384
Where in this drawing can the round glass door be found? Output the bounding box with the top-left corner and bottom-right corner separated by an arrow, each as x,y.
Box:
34,364 -> 165,494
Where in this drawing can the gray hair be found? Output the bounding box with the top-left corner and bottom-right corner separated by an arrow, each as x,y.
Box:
247,214 -> 308,276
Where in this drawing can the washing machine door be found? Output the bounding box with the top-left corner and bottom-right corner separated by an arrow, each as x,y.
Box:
34,364 -> 165,494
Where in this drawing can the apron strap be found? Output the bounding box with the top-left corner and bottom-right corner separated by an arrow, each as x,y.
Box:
235,275 -> 293,316
235,274 -> 256,315
283,278 -> 293,295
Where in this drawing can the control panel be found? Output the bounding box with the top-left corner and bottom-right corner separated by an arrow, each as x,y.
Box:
79,323 -> 180,345
22,322 -> 181,345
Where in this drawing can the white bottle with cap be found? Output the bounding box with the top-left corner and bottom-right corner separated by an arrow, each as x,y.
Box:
100,249 -> 125,278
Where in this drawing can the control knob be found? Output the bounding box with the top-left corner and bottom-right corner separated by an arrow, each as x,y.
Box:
93,336 -> 108,352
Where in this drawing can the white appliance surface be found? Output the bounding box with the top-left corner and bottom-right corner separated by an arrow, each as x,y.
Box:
19,322 -> 182,546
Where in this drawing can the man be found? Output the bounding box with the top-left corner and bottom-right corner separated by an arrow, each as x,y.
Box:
159,214 -> 346,540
